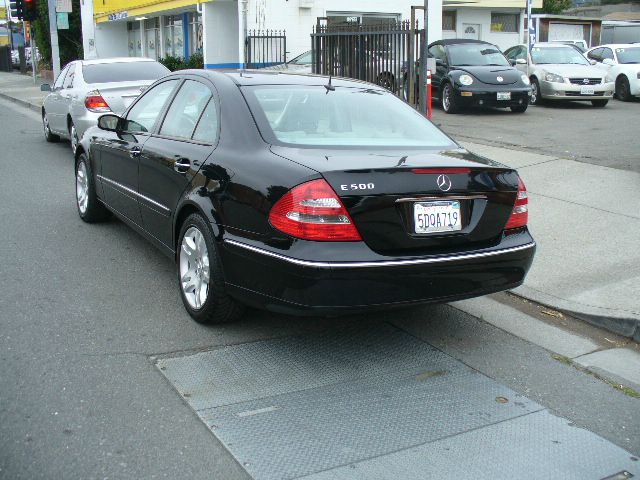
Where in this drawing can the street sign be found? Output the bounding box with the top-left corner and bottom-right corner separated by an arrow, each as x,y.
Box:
56,12 -> 69,29
55,0 -> 72,13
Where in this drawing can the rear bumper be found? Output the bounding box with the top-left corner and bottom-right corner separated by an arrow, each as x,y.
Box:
219,229 -> 536,316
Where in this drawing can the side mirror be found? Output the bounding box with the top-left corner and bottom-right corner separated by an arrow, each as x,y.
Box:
589,59 -> 597,65
40,83 -> 51,92
516,58 -> 527,65
509,59 -> 516,66
98,114 -> 121,132
602,58 -> 615,66
435,59 -> 446,68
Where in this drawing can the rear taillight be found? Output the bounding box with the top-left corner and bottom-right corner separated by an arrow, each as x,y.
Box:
84,90 -> 111,113
505,177 -> 528,230
269,179 -> 362,241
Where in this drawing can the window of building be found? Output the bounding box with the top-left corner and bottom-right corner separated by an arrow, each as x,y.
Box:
145,18 -> 160,60
164,15 -> 184,58
491,13 -> 519,33
442,11 -> 456,31
188,12 -> 203,56
127,22 -> 142,57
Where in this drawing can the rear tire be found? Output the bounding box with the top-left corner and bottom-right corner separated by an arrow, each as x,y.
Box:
615,76 -> 631,102
510,104 -> 528,113
177,213 -> 244,324
43,111 -> 59,142
377,72 -> 395,91
441,82 -> 460,114
591,99 -> 608,108
76,153 -> 110,223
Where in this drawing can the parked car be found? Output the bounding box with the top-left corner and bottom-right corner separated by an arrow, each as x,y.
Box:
504,43 -> 614,107
41,57 -> 170,153
550,40 -> 588,53
74,70 -> 535,324
585,44 -> 640,101
264,50 -> 312,73
427,39 -> 532,114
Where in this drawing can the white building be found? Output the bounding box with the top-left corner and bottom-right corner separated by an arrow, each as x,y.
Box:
80,0 -> 539,67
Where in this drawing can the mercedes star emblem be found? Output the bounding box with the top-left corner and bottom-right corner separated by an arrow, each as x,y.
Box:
497,76 -> 504,82
437,174 -> 452,192
583,78 -> 589,84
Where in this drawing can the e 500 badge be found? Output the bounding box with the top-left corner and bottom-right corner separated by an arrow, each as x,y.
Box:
340,183 -> 375,191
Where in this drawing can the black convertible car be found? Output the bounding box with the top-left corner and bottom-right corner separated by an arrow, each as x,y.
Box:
428,39 -> 532,113
74,70 -> 535,323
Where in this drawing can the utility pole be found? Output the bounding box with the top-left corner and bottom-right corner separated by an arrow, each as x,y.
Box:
420,0 -> 428,114
47,0 -> 59,79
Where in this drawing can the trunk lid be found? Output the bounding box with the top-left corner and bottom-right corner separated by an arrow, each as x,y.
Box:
271,146 -> 519,255
89,80 -> 155,114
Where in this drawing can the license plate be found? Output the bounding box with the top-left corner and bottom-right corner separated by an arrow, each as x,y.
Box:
497,92 -> 511,101
580,86 -> 595,95
414,201 -> 462,234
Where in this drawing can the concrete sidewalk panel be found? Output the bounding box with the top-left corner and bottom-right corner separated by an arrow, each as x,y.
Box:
450,296 -> 599,358
462,141 -> 557,170
574,348 -> 640,392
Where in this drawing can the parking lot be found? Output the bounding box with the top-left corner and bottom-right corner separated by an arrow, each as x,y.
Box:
432,99 -> 640,173
0,73 -> 639,480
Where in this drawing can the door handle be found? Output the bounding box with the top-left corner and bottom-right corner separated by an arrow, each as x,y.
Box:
174,158 -> 191,173
129,146 -> 142,158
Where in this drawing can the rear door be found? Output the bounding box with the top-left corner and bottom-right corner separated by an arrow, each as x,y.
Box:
138,78 -> 216,247
45,64 -> 70,133
99,78 -> 180,225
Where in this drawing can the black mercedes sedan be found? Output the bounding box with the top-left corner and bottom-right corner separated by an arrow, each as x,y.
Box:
74,70 -> 535,324
429,39 -> 532,113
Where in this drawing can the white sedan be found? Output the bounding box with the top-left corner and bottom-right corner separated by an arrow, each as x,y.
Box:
585,44 -> 640,101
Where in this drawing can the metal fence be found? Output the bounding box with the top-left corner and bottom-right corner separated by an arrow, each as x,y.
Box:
311,20 -> 424,103
245,29 -> 287,69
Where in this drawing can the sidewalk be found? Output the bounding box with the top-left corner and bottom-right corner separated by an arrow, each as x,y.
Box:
0,70 -> 638,340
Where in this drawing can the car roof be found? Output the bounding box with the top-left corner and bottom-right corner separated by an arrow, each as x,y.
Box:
79,57 -> 159,66
589,43 -> 640,49
532,42 -> 578,48
429,39 -> 493,47
184,69 -> 388,89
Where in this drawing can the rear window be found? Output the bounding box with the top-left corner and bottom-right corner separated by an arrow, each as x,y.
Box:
243,85 -> 455,148
82,61 -> 170,84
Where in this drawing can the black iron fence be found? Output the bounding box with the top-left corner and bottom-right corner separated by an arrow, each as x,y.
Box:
311,20 -> 424,103
245,29 -> 287,69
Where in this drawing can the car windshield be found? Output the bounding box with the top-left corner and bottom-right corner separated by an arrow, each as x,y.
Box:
290,51 -> 312,65
531,46 -> 589,65
243,85 -> 456,148
447,44 -> 509,66
616,47 -> 640,64
82,61 -> 170,84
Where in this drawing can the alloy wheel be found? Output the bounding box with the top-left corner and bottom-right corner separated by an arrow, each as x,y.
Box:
70,124 -> 78,154
530,82 -> 538,105
43,114 -> 50,139
76,161 -> 89,215
179,227 -> 210,310
442,85 -> 451,112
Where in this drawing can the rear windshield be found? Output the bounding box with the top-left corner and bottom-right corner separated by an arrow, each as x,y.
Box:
82,61 -> 170,84
243,85 -> 456,148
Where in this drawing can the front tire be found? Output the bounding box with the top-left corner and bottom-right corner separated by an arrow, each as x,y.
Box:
591,99 -> 608,108
510,104 -> 528,113
177,213 -> 244,324
76,153 -> 110,222
615,76 -> 631,102
530,78 -> 542,106
377,72 -> 395,91
441,82 -> 460,114
43,111 -> 59,142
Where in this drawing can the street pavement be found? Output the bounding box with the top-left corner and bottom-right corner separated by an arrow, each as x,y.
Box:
0,73 -> 639,479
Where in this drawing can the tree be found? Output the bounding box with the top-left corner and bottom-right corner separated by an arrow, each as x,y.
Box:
32,0 -> 83,69
533,0 -> 573,14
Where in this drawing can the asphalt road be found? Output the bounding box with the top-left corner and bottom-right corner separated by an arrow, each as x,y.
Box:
0,98 -> 638,479
432,98 -> 640,173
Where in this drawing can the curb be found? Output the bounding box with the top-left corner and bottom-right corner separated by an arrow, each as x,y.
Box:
510,286 -> 640,342
0,92 -> 42,113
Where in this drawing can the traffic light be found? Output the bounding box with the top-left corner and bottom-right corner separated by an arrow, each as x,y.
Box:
9,0 -> 24,20
23,0 -> 38,21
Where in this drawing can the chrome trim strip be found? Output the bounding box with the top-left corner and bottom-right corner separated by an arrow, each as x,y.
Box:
395,195 -> 486,203
98,175 -> 170,213
224,239 -> 536,269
